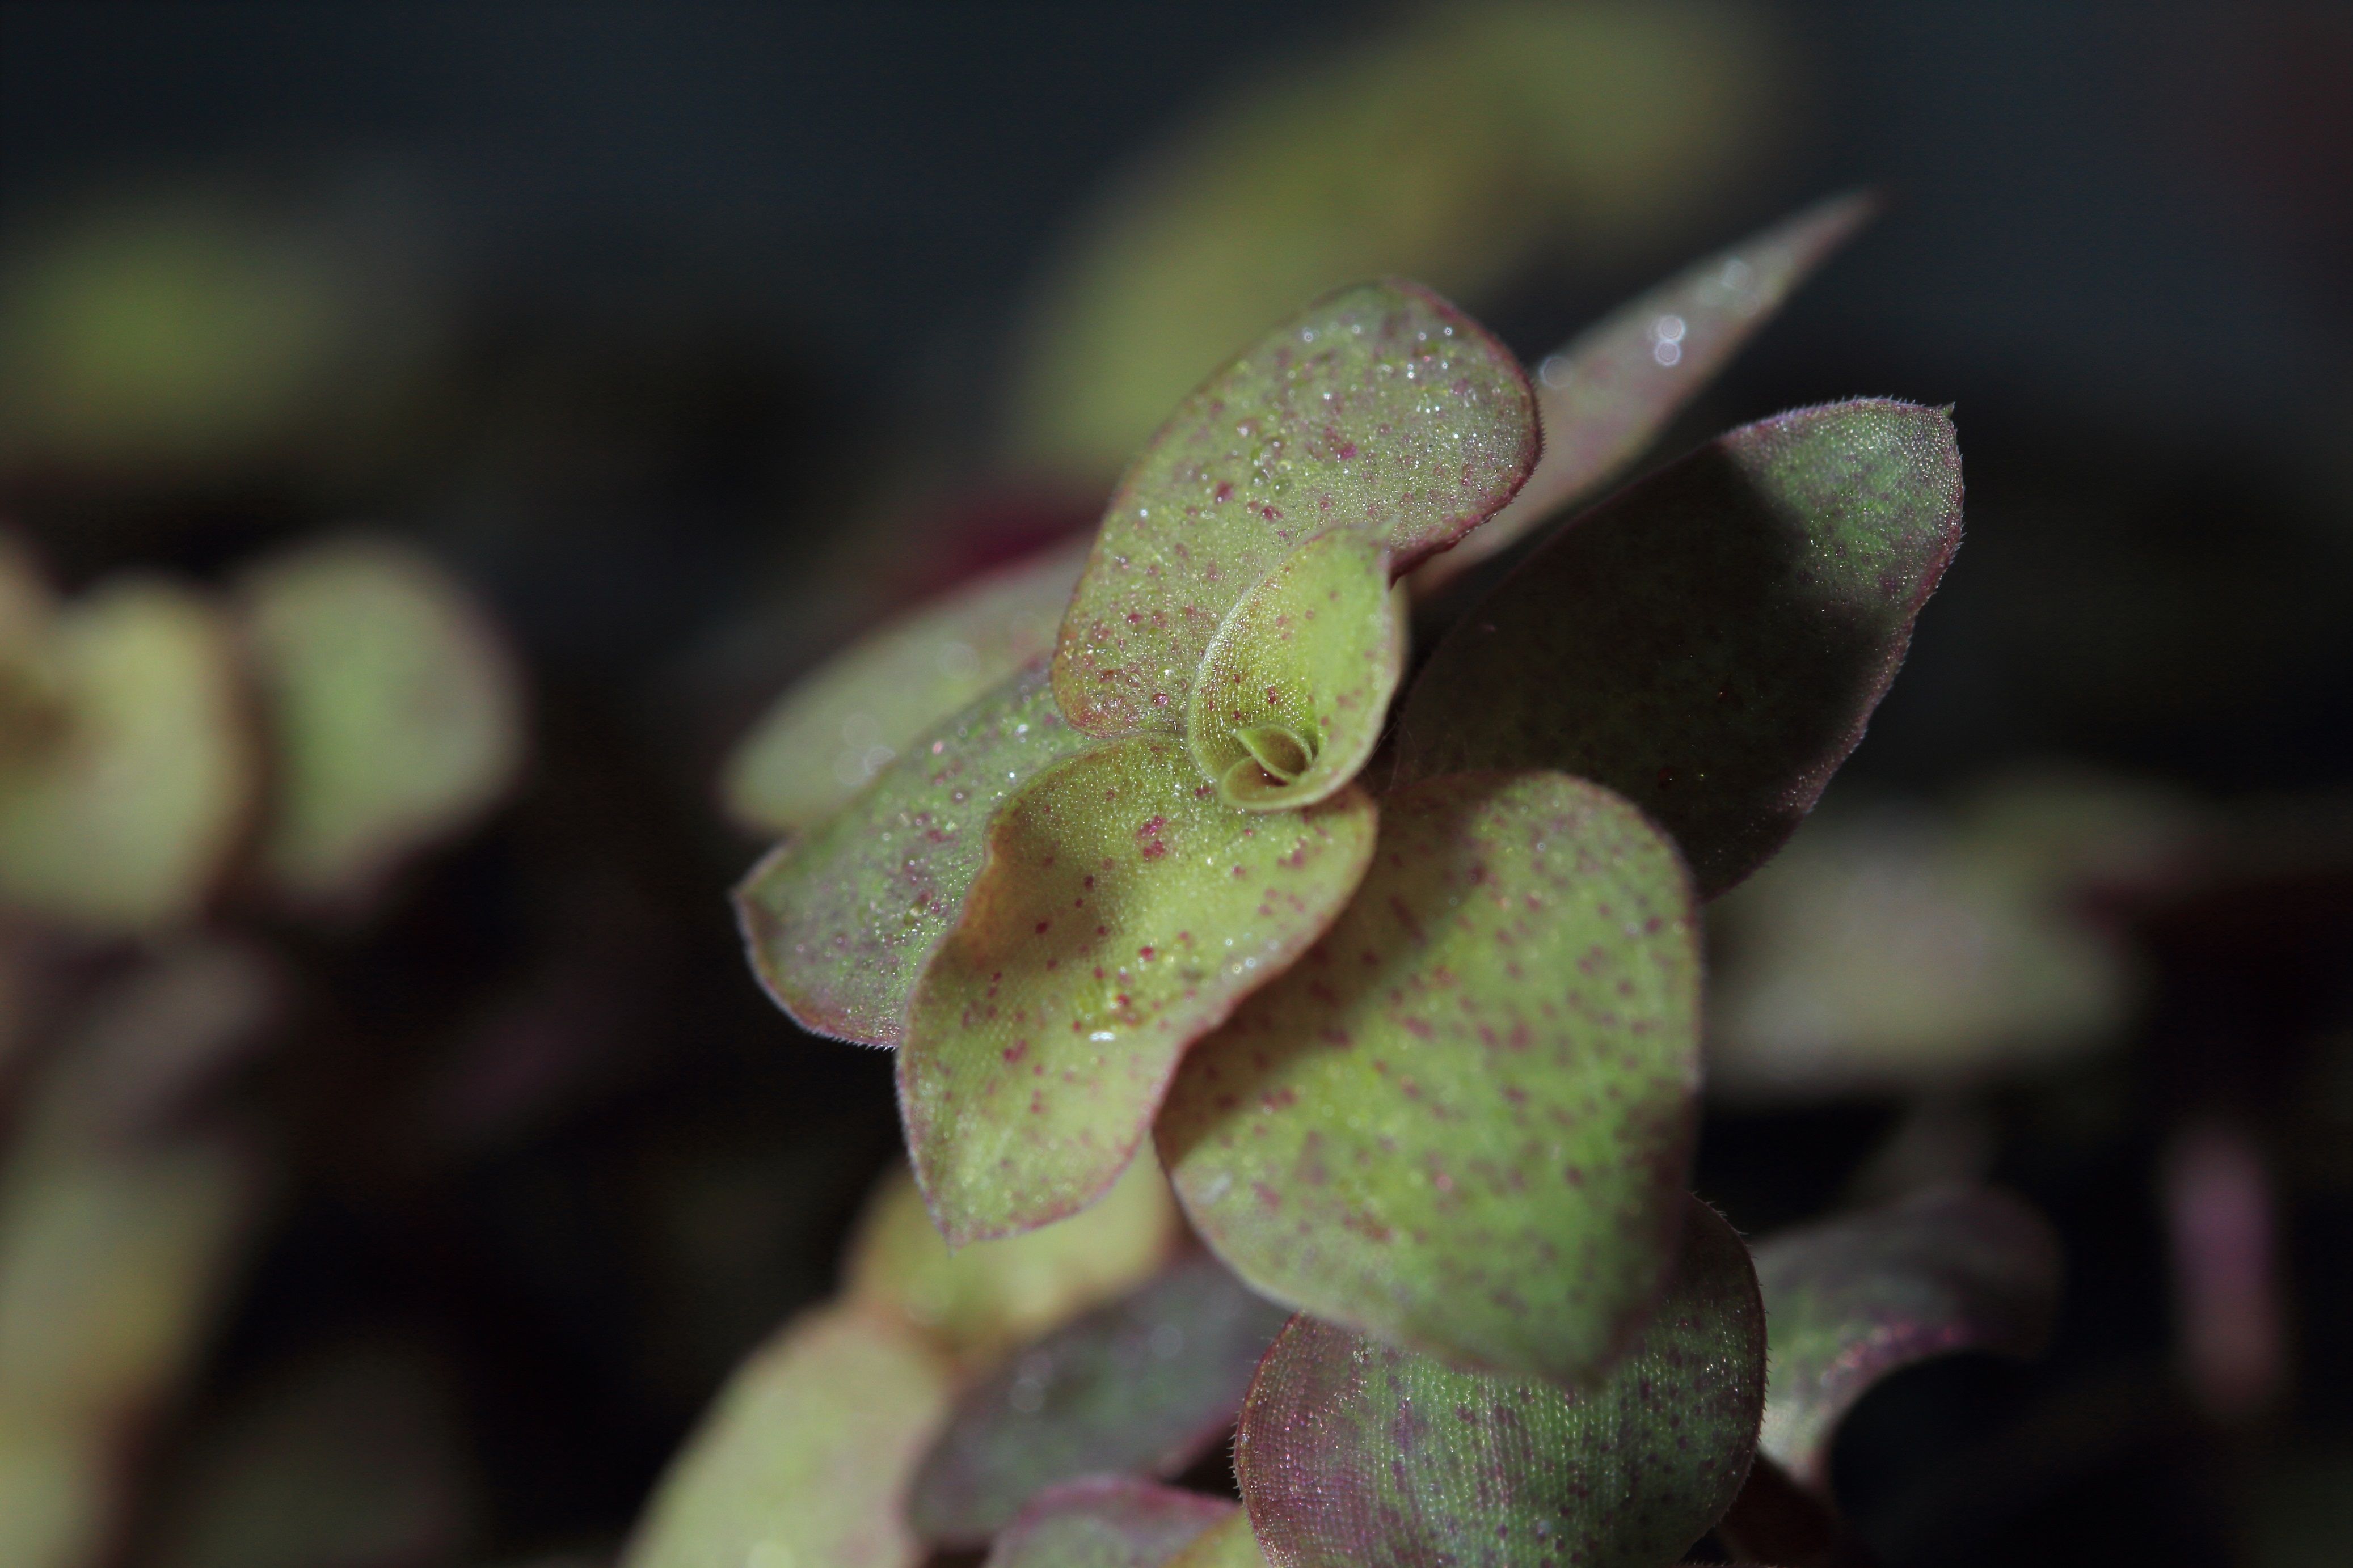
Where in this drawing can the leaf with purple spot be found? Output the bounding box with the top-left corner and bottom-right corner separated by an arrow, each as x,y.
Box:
1159,771 -> 1700,1384
983,1477 -> 1235,1568
1395,399 -> 1964,898
901,736 -> 1377,1242
1234,1197 -> 1766,1568
1753,1184 -> 2062,1490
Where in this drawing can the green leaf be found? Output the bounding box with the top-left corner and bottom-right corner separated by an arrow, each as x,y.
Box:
901,736 -> 1378,1244
910,1252 -> 1292,1546
239,535 -> 522,905
1159,771 -> 1700,1384
1187,530 -> 1403,810
984,1478 -> 1235,1568
1412,192 -> 1876,596
1052,280 -> 1534,740
1395,400 -> 1963,898
723,536 -> 1091,836
1754,1185 -> 2061,1489
737,662 -> 1095,1046
1162,1512 -> 1271,1568
1234,1198 -> 1765,1568
621,1304 -> 954,1568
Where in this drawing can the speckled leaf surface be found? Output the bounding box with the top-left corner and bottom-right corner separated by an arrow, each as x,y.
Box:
737,662 -> 1094,1046
1052,281 -> 1534,738
1235,1198 -> 1765,1568
621,1303 -> 952,1568
903,736 -> 1377,1242
1162,1511 -> 1272,1568
0,577 -> 253,932
1187,530 -> 1402,810
1160,771 -> 1699,1383
1415,194 -> 1874,595
1754,1185 -> 2061,1489
911,1251 -> 1292,1546
1396,400 -> 1963,898
724,536 -> 1091,836
984,1478 -> 1235,1568
240,535 -> 522,903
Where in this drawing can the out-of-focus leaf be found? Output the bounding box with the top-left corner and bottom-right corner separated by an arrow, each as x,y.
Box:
1235,1198 -> 1765,1568
910,1252 -> 1292,1547
1186,532 -> 1402,811
736,662 -> 1094,1046
845,1156 -> 1182,1375
722,536 -> 1091,836
984,1478 -> 1235,1568
39,939 -> 280,1142
1754,1185 -> 2061,1490
1413,192 -> 1876,596
1396,400 -> 1963,898
1162,1512 -> 1272,1568
1161,771 -> 1699,1383
240,534 -> 522,905
146,1341 -> 474,1568
1052,281 -> 1533,741
1010,0 -> 1787,475
621,1303 -> 954,1568
0,577 -> 253,932
901,737 -> 1378,1243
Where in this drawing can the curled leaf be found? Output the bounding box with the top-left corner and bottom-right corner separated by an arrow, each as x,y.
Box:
1187,531 -> 1403,810
1234,1198 -> 1766,1568
902,735 -> 1377,1242
1161,771 -> 1700,1383
984,1477 -> 1235,1568
1396,400 -> 1964,897
1053,280 -> 1534,739
1754,1185 -> 2061,1490
912,1252 -> 1291,1546
723,536 -> 1091,836
736,663 -> 1093,1046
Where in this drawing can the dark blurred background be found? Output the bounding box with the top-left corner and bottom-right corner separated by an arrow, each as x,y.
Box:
0,5 -> 2346,1567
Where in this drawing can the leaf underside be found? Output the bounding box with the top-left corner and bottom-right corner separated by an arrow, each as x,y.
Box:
984,1477 -> 1235,1568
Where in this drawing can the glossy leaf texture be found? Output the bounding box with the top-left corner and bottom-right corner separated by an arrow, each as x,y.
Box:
737,662 -> 1094,1046
620,1304 -> 953,1568
1396,400 -> 1963,898
911,1252 -> 1292,1547
902,735 -> 1378,1242
1414,192 -> 1875,595
1235,1198 -> 1766,1568
239,535 -> 522,905
723,535 -> 1091,836
984,1478 -> 1235,1568
1160,771 -> 1700,1383
1753,1184 -> 2061,1489
1053,280 -> 1534,739
1187,530 -> 1402,810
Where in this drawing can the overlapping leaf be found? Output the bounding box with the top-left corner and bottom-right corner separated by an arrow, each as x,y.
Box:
1159,771 -> 1700,1383
1396,400 -> 1963,897
1163,1512 -> 1272,1568
1235,1198 -> 1765,1568
901,736 -> 1377,1242
723,536 -> 1091,835
1753,1185 -> 2061,1489
1052,280 -> 1534,739
911,1252 -> 1292,1546
985,1478 -> 1235,1568
737,663 -> 1094,1046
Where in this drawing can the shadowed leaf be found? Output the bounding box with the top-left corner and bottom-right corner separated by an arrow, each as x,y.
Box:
1414,192 -> 1875,595
1187,531 -> 1402,810
737,662 -> 1094,1046
240,535 -> 522,905
1236,1198 -> 1765,1568
902,736 -> 1377,1242
985,1478 -> 1235,1568
1163,1511 -> 1272,1568
912,1252 -> 1292,1546
621,1304 -> 953,1568
1160,771 -> 1699,1383
1396,400 -> 1963,897
1754,1185 -> 2061,1490
1052,281 -> 1533,739
724,536 -> 1091,836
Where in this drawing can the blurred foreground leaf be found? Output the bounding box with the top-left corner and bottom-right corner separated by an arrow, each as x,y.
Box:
1162,1513 -> 1271,1568
984,1477 -> 1234,1568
